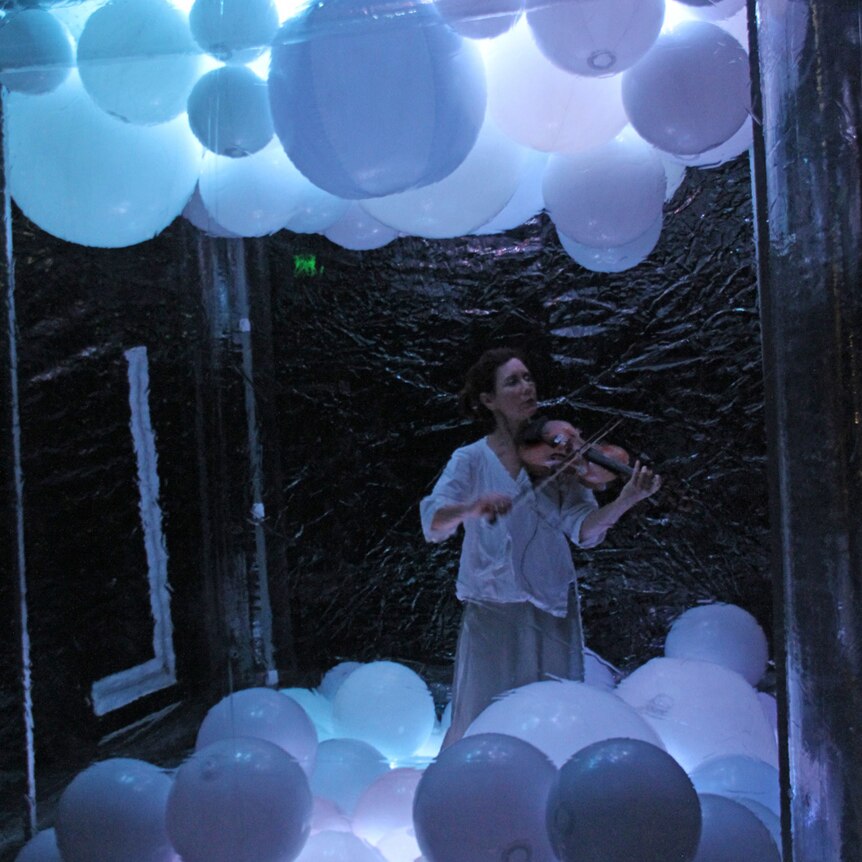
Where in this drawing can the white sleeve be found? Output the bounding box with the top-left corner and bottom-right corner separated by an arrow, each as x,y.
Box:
419,447 -> 476,543
559,479 -> 604,549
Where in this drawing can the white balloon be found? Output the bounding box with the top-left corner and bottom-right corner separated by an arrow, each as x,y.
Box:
528,0 -> 665,77
281,687 -> 337,741
471,147 -> 547,234
621,20 -> 750,156
325,205 -> 399,251
664,602 -> 769,685
14,830 -> 63,862
56,759 -> 175,862
617,657 -> 778,773
318,662 -> 363,700
433,0 -> 523,40
7,72 -> 201,248
331,662 -> 436,760
284,190 -> 349,235
77,0 -> 205,125
558,215 -> 662,273
199,139 -> 332,237
677,0 -> 746,21
0,10 -> 73,94
689,754 -> 780,816
352,768 -> 423,846
309,739 -> 390,816
669,116 -> 753,169
464,679 -> 664,767
543,132 -> 665,246
196,687 -> 318,775
716,5 -> 749,48
309,797 -> 352,835
296,831 -> 386,862
486,18 -> 628,153
362,118 -> 529,239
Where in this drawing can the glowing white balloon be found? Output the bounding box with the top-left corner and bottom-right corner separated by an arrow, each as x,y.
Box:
55,759 -> 175,862
464,679 -> 664,767
376,829 -> 422,862
716,5 -> 749,47
7,73 -> 201,248
362,119 -> 530,239
433,0 -> 523,40
0,10 -> 73,94
486,19 -> 628,153
14,829 -> 62,862
325,205 -> 398,250
352,768 -> 423,846
281,687 -> 337,740
167,737 -> 312,862
318,662 -> 363,700
183,184 -> 239,237
77,0 -> 204,125
621,20 -> 750,156
196,687 -> 318,775
543,133 -> 665,246
616,657 -> 778,773
558,215 -> 662,273
664,602 -> 769,686
309,797 -> 352,835
309,739 -> 390,816
670,117 -> 753,169
296,831 -> 386,862
689,755 -> 780,816
471,148 -> 546,235
676,0 -> 746,21
284,190 -> 349,235
331,662 -> 436,760
528,0 -> 665,77
189,0 -> 279,63
199,139 -> 333,237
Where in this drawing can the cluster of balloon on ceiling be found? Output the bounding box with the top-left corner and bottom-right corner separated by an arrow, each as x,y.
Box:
0,0 -> 764,271
15,603 -> 783,862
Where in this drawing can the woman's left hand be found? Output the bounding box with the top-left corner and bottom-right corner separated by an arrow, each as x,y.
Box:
617,460 -> 661,505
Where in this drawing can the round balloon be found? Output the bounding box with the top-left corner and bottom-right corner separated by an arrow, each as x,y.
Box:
183,184 -> 239,237
352,768 -> 423,846
331,661 -> 436,760
7,72 -> 202,247
196,687 -> 318,775
167,737 -> 312,862
328,209 -> 398,252
471,147 -> 547,234
414,733 -> 558,862
694,794 -> 781,861
269,0 -> 487,199
543,133 -> 665,246
295,831 -> 386,862
670,117 -> 753,169
558,215 -> 663,273
318,662 -> 363,700
547,738 -> 702,862
309,738 -> 390,816
527,0 -> 664,77
281,687 -> 337,741
187,66 -> 273,157
55,759 -> 175,862
433,0 -> 523,39
309,797 -> 352,835
616,657 -> 778,773
77,0 -> 204,125
689,755 -> 780,816
189,0 -> 279,63
664,602 -> 769,685
679,0 -> 746,20
621,20 -> 750,156
199,139 -> 334,237
14,829 -> 62,862
465,679 -> 664,767
486,18 -> 628,153
362,118 -> 530,239
0,9 -> 73,94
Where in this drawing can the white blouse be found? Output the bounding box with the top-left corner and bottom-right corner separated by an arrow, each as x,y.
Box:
420,438 -> 605,617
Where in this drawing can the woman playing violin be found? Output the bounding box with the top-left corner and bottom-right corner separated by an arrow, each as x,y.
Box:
420,347 -> 660,745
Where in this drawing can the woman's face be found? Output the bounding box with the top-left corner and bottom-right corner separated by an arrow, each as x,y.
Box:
481,358 -> 538,425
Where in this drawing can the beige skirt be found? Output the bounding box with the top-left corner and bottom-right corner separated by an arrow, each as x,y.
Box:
443,588 -> 585,747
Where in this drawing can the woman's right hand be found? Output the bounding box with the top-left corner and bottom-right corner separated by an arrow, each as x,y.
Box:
469,493 -> 513,523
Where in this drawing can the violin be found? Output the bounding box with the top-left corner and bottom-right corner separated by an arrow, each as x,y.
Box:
517,417 -> 633,491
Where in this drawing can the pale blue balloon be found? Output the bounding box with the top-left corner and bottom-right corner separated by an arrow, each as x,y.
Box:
0,10 -> 73,94
433,0 -> 523,40
14,829 -> 62,862
310,738 -> 390,816
56,759 -> 175,862
189,0 -> 279,63
187,66 -> 273,157
7,72 -> 202,247
325,205 -> 398,250
689,755 -> 780,816
182,184 -> 240,237
471,147 -> 546,234
558,216 -> 663,274
269,0 -> 487,199
694,794 -> 780,862
77,0 -> 204,125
